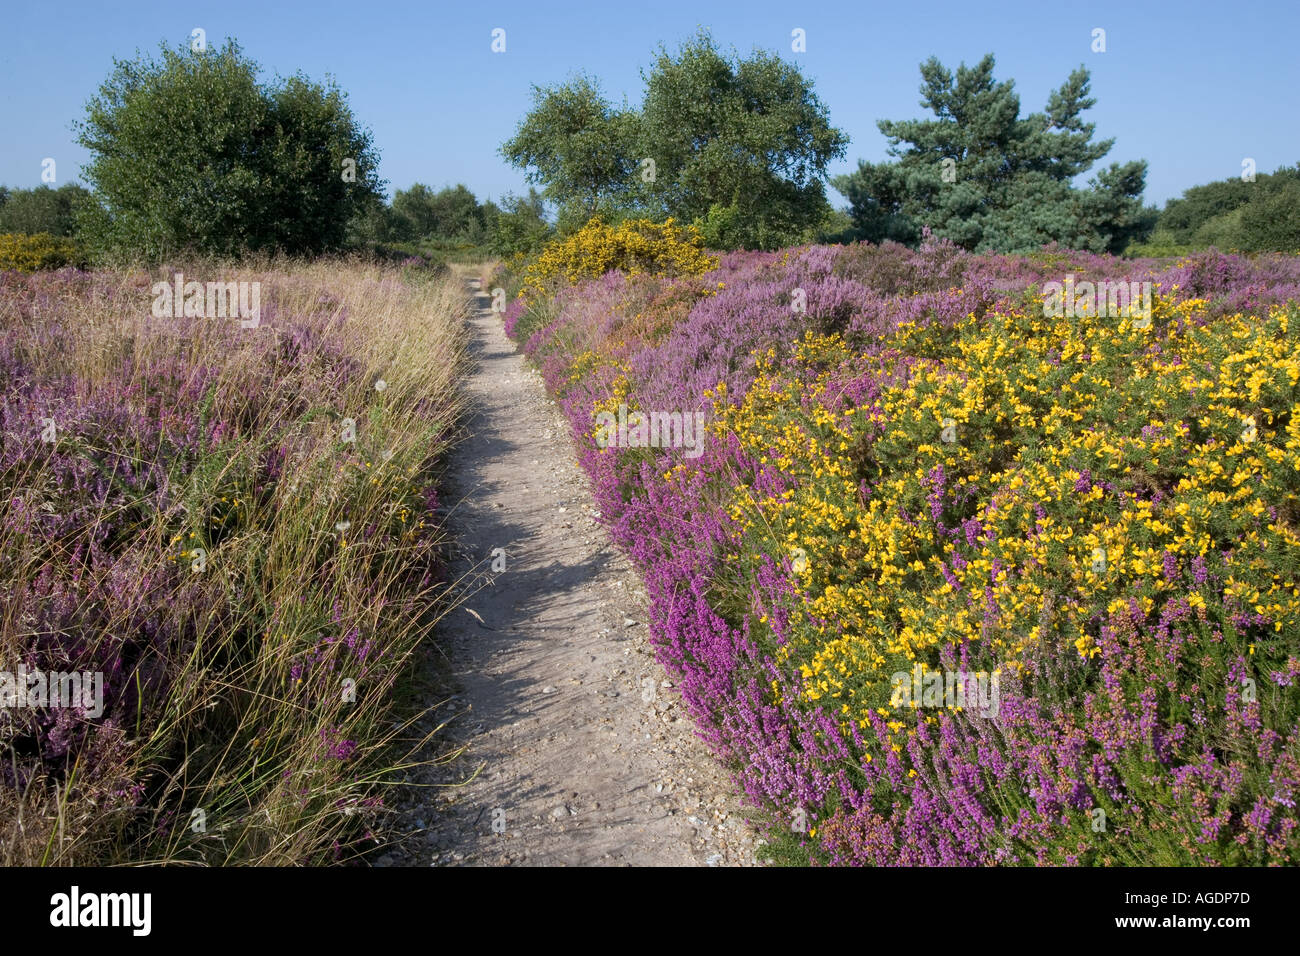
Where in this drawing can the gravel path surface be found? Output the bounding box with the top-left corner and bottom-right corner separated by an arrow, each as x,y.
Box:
375,276 -> 762,867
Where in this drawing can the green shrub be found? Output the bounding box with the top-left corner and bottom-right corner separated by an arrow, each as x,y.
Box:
74,40 -> 383,262
0,184 -> 92,237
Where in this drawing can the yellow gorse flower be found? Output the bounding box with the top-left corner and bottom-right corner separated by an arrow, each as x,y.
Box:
519,217 -> 718,303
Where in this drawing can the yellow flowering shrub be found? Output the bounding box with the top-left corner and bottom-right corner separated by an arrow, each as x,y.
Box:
716,295 -> 1300,733
509,238 -> 1300,865
0,232 -> 83,272
519,217 -> 717,302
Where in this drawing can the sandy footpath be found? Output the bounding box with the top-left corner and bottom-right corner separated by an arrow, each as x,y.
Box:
375,275 -> 761,866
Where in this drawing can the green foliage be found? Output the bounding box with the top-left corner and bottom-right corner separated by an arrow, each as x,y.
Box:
639,30 -> 848,250
345,193 -> 398,247
391,183 -> 487,242
1123,230 -> 1196,258
347,183 -> 538,262
500,74 -> 640,227
812,207 -> 858,245
0,184 -> 93,237
484,188 -> 553,259
694,202 -> 745,250
1159,177 -> 1257,239
1237,177 -> 1300,251
499,30 -> 847,251
73,39 -> 384,262
1151,164 -> 1300,253
833,54 -> 1152,254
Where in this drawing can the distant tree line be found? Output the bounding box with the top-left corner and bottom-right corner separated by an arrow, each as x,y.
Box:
347,183 -> 551,260
1,32 -> 1295,266
1131,163 -> 1300,255
0,183 -> 91,237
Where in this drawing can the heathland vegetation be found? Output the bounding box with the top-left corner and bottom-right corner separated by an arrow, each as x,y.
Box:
3,26 -> 1298,866
2,41 -> 470,865
492,231 -> 1300,865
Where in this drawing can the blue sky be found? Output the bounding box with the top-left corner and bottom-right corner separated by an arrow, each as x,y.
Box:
2,0 -> 1297,209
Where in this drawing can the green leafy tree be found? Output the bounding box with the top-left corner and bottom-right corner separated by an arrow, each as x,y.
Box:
638,30 -> 849,250
73,39 -> 383,260
500,32 -> 847,250
500,75 -> 640,230
485,188 -> 552,259
1235,174 -> 1300,251
345,192 -> 400,246
1140,163 -> 1300,253
390,184 -> 437,240
834,54 -> 1151,253
1159,178 -> 1257,241
392,183 -> 485,241
0,184 -> 93,237
437,185 -> 489,244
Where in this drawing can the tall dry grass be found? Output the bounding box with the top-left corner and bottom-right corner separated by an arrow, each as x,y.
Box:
0,258 -> 471,864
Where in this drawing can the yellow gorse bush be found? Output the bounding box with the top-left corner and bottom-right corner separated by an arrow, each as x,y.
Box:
520,216 -> 717,302
715,295 -> 1300,736
0,232 -> 82,273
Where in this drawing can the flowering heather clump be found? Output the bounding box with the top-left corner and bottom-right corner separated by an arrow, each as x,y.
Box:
0,261 -> 468,864
506,239 -> 1300,866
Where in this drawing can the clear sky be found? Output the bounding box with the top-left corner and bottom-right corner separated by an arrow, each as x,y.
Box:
2,0 -> 1297,209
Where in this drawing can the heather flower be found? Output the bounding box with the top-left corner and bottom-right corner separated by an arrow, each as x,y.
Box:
504,238 -> 1300,866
